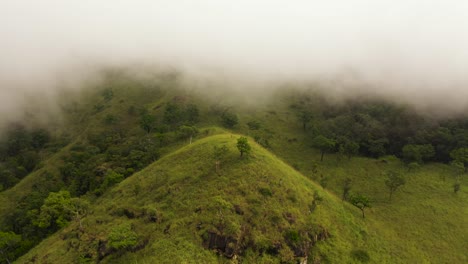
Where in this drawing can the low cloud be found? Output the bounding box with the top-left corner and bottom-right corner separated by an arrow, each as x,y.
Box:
1,0 -> 468,124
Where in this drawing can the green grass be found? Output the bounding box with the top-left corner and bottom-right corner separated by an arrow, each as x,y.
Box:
230,94 -> 468,263
3,80 -> 467,263
16,134 -> 383,263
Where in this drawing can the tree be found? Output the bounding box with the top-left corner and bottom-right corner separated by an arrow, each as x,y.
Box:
31,129 -> 50,149
450,148 -> 468,172
99,170 -> 124,192
0,231 -> 21,264
178,125 -> 198,144
163,103 -> 182,126
34,190 -> 74,229
140,113 -> 156,133
385,171 -> 405,201
341,140 -> 360,160
185,104 -> 200,124
366,138 -> 388,158
237,137 -> 251,157
34,190 -> 89,230
402,144 -> 435,164
312,135 -> 336,161
221,112 -> 238,128
350,194 -> 371,218
342,178 -> 352,201
451,160 -> 465,176
298,110 -> 312,131
450,161 -> 464,184
19,150 -> 40,172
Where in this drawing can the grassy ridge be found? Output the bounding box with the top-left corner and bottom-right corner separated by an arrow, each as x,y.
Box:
16,134 -> 382,263
233,97 -> 468,263
2,78 -> 467,263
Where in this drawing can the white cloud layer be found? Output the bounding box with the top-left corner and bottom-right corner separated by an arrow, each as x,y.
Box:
1,0 -> 468,117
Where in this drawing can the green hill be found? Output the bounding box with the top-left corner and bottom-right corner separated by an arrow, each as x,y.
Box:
15,134 -> 379,263
0,75 -> 467,263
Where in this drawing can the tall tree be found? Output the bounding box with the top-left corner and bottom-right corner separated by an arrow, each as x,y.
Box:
402,144 -> 435,164
450,148 -> 468,172
341,140 -> 360,160
140,113 -> 156,133
237,137 -> 251,157
350,194 -> 371,218
385,171 -> 406,201
298,110 -> 312,131
221,112 -> 238,128
163,103 -> 182,126
33,191 -> 89,230
185,104 -> 200,124
34,190 -> 74,229
178,125 -> 198,144
312,135 -> 336,161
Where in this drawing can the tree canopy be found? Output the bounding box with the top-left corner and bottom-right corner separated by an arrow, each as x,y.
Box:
312,135 -> 336,161
450,148 -> 468,171
0,231 -> 21,264
237,137 -> 251,157
402,144 -> 435,164
385,171 -> 406,201
221,112 -> 239,128
350,194 -> 371,218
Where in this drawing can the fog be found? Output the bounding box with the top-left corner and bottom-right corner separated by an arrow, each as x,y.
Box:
1,0 -> 468,124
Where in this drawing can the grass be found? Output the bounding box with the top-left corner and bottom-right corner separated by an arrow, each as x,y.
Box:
230,94 -> 468,263
3,79 -> 467,263
16,134 -> 384,263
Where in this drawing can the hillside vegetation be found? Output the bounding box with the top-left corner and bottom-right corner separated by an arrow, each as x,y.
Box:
0,73 -> 467,263
16,134 -> 380,263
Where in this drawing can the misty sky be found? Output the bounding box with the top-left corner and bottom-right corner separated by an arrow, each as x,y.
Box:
1,0 -> 468,117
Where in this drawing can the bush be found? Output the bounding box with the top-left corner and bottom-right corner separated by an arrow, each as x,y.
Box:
285,230 -> 299,243
107,223 -> 139,251
279,246 -> 295,263
258,187 -> 272,197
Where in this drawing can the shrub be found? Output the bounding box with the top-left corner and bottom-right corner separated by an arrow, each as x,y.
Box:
258,187 -> 272,197
351,249 -> 370,263
107,223 -> 139,251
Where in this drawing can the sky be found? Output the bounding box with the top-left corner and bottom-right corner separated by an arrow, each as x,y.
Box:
1,0 -> 468,119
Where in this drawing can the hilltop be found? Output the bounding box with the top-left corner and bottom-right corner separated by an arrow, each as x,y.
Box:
17,134 -> 375,263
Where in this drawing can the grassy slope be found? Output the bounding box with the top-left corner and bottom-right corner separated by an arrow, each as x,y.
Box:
17,134 -> 382,263
233,94 -> 468,263
2,81 -> 466,263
